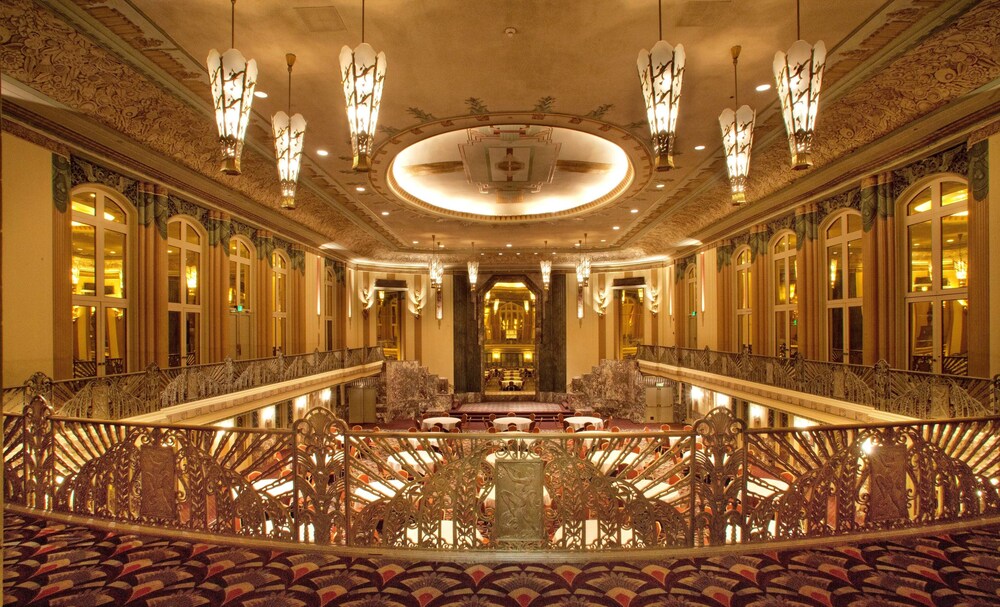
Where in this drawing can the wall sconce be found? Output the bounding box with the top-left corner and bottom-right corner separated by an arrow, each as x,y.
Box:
647,286 -> 659,316
577,285 -> 585,320
594,288 -> 610,317
408,287 -> 425,318
359,285 -> 376,317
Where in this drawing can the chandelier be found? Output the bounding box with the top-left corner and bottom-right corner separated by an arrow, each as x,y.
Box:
207,0 -> 257,176
719,46 -> 755,205
339,0 -> 386,172
773,0 -> 826,170
467,242 -> 479,292
429,235 -> 443,290
576,235 -> 591,288
637,0 -> 685,171
272,53 -> 307,210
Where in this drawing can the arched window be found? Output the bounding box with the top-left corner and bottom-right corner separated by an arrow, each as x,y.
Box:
772,232 -> 798,356
824,211 -> 863,364
685,264 -> 698,348
322,267 -> 336,350
903,178 -> 969,375
228,236 -> 255,359
70,187 -> 131,377
734,247 -> 752,351
272,250 -> 289,354
167,218 -> 204,367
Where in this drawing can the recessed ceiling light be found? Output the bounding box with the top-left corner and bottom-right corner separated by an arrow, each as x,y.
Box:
412,240 -> 419,244
481,252 -> 485,256
612,226 -> 620,230
316,149 -> 329,157
630,208 -> 639,214
516,252 -> 521,256
656,183 -> 665,189
381,211 -> 389,216
355,186 -> 366,192
533,252 -> 538,255
438,243 -> 444,248
600,239 -> 607,243
254,91 -> 268,98
694,145 -> 706,151
506,243 -> 512,248
498,252 -> 503,256
755,83 -> 771,92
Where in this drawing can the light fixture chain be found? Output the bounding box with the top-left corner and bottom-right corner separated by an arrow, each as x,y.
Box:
362,0 -> 366,43
796,0 -> 801,40
658,0 -> 662,41
733,53 -> 739,107
230,0 -> 236,49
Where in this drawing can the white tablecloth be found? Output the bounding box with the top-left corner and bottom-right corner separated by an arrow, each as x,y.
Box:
352,478 -> 406,503
588,449 -> 644,473
385,450 -> 440,475
552,519 -> 636,546
493,416 -> 532,431
564,415 -> 604,430
421,416 -> 461,430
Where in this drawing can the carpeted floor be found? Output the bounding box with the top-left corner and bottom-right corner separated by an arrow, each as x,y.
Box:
5,511 -> 1000,606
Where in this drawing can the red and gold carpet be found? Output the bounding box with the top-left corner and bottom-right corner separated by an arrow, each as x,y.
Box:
4,512 -> 1000,606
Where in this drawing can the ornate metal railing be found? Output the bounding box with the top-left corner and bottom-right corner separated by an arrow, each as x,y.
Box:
6,398 -> 1000,555
636,344 -> 999,419
2,347 -> 384,420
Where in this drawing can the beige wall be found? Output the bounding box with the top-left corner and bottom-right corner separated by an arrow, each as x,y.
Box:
2,133 -> 55,384
565,273 -> 600,387
418,275 -> 455,385
989,133 -> 1000,376
304,252 -> 321,352
699,249 -> 719,350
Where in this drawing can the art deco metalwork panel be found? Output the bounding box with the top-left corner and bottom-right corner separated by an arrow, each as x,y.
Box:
637,344 -> 997,419
2,347 -> 383,420
5,399 -> 1000,556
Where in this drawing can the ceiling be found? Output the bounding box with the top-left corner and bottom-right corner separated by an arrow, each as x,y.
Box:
4,0 -> 999,268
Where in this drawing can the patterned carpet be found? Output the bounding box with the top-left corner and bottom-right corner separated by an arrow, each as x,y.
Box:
5,512 -> 1000,606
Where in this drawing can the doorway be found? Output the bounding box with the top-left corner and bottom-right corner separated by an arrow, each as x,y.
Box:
481,280 -> 539,396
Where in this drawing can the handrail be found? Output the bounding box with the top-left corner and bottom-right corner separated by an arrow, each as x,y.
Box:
636,344 -> 999,419
2,347 -> 384,419
5,398 -> 1000,556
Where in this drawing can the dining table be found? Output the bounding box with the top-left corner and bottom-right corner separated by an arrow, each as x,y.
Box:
563,415 -> 604,430
492,416 -> 533,431
420,416 -> 462,430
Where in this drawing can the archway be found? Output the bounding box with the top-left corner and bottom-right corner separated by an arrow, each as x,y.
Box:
478,275 -> 543,398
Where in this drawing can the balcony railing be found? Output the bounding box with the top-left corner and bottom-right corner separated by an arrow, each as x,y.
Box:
636,344 -> 999,419
2,347 -> 384,420
5,398 -> 1000,556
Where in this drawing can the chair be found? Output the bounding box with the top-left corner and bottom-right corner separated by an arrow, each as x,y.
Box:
528,420 -> 539,432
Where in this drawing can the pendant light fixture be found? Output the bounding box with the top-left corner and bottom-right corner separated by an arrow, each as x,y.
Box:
207,0 -> 258,175
637,0 -> 685,171
719,46 -> 755,206
773,0 -> 826,170
272,53 -> 307,210
540,240 -> 552,293
429,235 -> 444,291
339,0 -> 387,172
576,234 -> 592,288
467,242 -> 479,292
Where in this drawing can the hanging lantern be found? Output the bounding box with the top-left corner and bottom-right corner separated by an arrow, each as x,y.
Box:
719,46 -> 755,205
429,235 -> 443,290
637,39 -> 685,171
773,39 -> 826,169
207,0 -> 257,176
272,54 -> 306,210
340,42 -> 386,171
467,260 -> 479,291
540,260 -> 552,292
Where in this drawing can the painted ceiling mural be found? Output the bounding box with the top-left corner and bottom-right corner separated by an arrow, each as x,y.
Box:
2,0 -> 999,267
